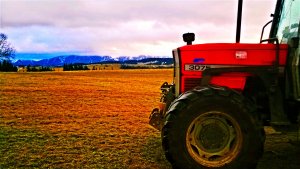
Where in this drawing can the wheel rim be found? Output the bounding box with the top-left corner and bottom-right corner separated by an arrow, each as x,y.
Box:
186,111 -> 243,167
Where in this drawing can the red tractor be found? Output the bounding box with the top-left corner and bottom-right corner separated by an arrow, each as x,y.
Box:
149,0 -> 300,169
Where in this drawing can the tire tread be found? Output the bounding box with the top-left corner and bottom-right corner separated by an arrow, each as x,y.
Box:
162,85 -> 265,169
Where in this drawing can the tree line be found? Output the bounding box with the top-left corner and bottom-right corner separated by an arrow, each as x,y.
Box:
63,63 -> 89,71
26,65 -> 53,72
0,60 -> 18,72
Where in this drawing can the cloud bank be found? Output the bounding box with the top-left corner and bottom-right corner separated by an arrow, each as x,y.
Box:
0,0 -> 276,58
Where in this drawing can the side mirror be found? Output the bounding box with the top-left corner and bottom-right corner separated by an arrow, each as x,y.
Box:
183,33 -> 195,45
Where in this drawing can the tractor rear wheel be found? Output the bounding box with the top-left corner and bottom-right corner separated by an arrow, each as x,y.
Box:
162,85 -> 264,169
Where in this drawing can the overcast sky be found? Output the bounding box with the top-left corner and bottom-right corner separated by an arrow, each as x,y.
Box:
0,0 -> 277,59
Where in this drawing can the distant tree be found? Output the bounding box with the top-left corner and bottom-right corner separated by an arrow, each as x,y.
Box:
0,33 -> 17,72
27,65 -> 31,72
26,65 -> 37,72
63,63 -> 89,71
68,64 -> 73,71
40,66 -> 52,71
0,33 -> 15,59
69,64 -> 73,71
63,64 -> 67,71
73,64 -> 78,70
31,66 -> 37,72
0,60 -> 18,72
63,63 -> 73,71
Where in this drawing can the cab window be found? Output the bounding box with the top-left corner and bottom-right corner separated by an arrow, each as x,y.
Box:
276,0 -> 300,43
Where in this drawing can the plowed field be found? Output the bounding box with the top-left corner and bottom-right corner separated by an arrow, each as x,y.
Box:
0,69 -> 299,169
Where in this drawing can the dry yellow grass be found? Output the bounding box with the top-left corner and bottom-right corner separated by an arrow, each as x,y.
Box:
0,69 -> 299,169
0,70 -> 173,169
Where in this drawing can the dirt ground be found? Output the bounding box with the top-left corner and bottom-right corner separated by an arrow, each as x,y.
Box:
257,127 -> 300,169
0,70 -> 299,169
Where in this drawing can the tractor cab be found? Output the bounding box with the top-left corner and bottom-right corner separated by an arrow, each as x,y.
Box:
271,0 -> 300,101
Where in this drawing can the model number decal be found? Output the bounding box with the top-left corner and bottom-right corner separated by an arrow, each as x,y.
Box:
185,64 -> 209,71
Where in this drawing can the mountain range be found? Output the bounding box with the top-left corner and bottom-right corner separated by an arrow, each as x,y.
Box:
13,55 -> 173,67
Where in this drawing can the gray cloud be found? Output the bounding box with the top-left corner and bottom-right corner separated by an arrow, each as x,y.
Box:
2,0 -> 236,28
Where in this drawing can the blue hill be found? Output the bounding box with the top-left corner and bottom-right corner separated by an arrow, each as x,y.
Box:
13,54 -> 173,67
14,55 -> 114,67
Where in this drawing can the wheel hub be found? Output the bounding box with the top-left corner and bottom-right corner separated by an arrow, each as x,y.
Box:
199,121 -> 229,152
186,111 -> 242,167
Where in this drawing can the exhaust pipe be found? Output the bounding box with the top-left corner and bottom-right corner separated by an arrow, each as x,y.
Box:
236,0 -> 243,43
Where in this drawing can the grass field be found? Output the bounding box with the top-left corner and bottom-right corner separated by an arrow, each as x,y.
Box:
0,69 -> 299,169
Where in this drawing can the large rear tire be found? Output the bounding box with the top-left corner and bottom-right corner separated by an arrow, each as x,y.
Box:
162,85 -> 264,169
